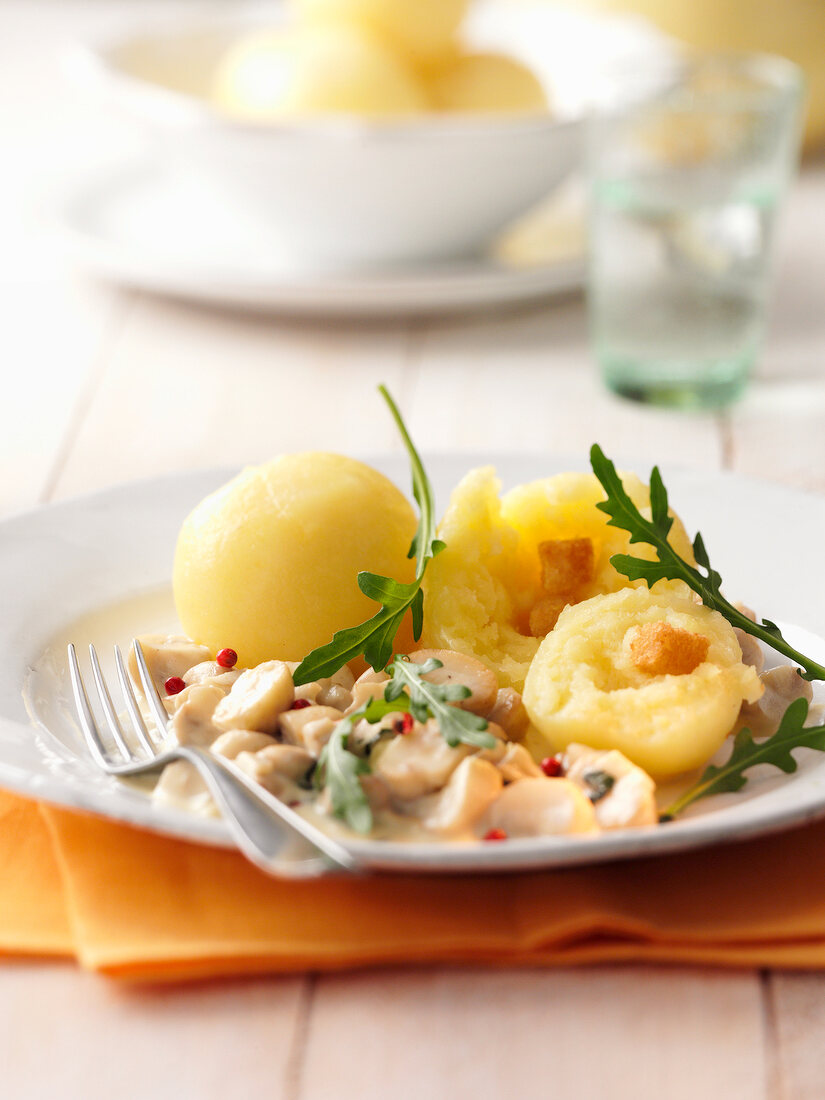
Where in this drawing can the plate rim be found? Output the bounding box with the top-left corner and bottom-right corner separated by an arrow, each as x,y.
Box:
49,160 -> 586,316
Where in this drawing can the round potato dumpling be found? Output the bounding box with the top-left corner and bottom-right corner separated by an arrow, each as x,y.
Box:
212,25 -> 428,120
523,586 -> 764,779
428,52 -> 547,114
420,466 -> 696,691
291,0 -> 468,66
174,453 -> 418,668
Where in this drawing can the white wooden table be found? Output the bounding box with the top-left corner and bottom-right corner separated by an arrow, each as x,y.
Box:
2,3 -> 825,1097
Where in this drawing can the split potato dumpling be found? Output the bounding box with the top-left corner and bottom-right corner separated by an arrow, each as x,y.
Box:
428,52 -> 548,114
212,25 -> 428,119
174,452 -> 418,668
523,586 -> 764,779
291,0 -> 468,66
420,467 -> 695,691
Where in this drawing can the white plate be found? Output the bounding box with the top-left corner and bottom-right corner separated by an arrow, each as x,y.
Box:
51,162 -> 586,317
4,455 -> 825,877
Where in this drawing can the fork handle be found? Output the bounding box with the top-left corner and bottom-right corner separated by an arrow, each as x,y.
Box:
177,746 -> 357,873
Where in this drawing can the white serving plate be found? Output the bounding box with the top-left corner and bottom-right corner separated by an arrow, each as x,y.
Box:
52,161 -> 586,317
5,455 -> 825,877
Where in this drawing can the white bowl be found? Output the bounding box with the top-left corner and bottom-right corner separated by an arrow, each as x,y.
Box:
70,15 -> 582,270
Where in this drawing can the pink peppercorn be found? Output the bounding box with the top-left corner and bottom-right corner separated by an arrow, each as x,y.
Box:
541,756 -> 563,778
216,647 -> 238,669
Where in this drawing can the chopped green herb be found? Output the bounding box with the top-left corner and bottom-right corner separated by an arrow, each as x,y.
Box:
583,769 -> 616,803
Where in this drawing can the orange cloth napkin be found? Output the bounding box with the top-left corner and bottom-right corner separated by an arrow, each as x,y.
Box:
4,787 -> 825,981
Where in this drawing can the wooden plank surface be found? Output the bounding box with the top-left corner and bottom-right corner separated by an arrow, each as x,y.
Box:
0,965 -> 308,1100
301,967 -> 768,1100
2,2 -> 825,1099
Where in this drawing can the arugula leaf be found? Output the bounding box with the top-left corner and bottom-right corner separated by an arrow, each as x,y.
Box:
314,694 -> 404,834
385,657 -> 497,749
316,724 -> 372,834
378,383 -> 446,576
293,386 -> 444,685
589,444 -> 825,682
663,699 -> 825,818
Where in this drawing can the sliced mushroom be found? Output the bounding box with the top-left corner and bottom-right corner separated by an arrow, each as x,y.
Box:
563,744 -> 657,829
355,667 -> 390,686
347,711 -> 409,758
360,773 -> 392,814
210,729 -> 278,760
234,744 -> 315,797
301,716 -> 341,757
407,648 -> 498,716
371,719 -> 469,801
733,629 -> 765,675
293,665 -> 355,711
212,660 -> 294,734
346,680 -> 389,715
481,777 -> 598,837
183,660 -> 242,691
153,760 -> 213,814
279,704 -> 343,753
485,687 -> 529,739
129,634 -> 211,691
739,665 -> 814,737
420,757 -> 503,835
169,683 -> 225,747
480,740 -> 543,782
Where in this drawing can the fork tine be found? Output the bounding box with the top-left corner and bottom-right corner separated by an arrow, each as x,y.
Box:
67,643 -> 109,768
132,639 -> 172,738
114,644 -> 157,757
88,644 -> 133,760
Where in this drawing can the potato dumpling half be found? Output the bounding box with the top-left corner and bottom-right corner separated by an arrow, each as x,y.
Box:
419,466 -> 695,691
523,586 -> 764,779
174,453 -> 417,668
212,25 -> 428,120
291,0 -> 468,66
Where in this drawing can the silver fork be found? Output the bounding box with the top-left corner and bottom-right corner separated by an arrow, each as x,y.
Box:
67,640 -> 357,874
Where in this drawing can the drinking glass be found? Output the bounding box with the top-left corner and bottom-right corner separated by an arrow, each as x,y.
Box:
587,53 -> 804,408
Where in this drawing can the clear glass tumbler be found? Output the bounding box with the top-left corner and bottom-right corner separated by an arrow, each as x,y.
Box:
587,53 -> 805,409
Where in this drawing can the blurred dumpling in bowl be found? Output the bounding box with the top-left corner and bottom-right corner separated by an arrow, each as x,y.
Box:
212,24 -> 429,119
291,0 -> 468,66
428,52 -> 548,114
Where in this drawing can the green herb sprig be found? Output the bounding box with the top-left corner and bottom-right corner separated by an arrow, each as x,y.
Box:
589,444 -> 825,683
385,657 -> 496,749
663,699 -> 825,818
294,386 -> 444,686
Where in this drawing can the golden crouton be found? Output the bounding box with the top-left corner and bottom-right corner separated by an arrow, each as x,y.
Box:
630,621 -> 710,677
538,537 -> 595,595
528,595 -> 568,637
